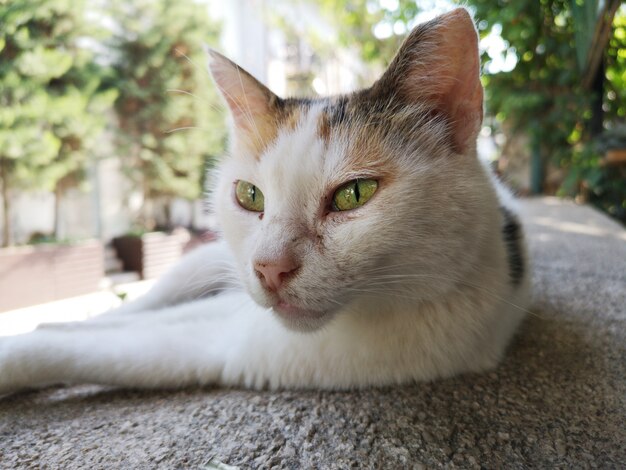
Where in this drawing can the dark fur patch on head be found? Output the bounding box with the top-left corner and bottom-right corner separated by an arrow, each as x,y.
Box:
274,97 -> 313,132
316,90 -> 442,144
500,206 -> 525,286
317,96 -> 349,141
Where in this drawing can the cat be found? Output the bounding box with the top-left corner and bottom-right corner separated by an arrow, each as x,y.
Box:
0,8 -> 529,395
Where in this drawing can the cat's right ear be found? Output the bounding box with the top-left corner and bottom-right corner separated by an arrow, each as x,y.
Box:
370,9 -> 483,155
205,47 -> 280,136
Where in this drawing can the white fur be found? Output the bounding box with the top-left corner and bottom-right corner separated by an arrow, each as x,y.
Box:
0,103 -> 529,395
0,10 -> 530,393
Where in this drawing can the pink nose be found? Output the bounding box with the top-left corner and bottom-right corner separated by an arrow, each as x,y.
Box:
254,256 -> 299,292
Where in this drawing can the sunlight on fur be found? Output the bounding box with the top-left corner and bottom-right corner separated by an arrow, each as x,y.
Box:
0,8 -> 530,394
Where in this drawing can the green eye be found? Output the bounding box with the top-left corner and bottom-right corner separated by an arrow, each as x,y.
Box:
235,180 -> 265,212
331,178 -> 378,211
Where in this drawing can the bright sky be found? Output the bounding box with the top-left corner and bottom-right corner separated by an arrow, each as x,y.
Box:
372,0 -> 518,74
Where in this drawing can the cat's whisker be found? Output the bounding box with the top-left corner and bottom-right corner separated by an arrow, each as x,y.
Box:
165,126 -> 199,134
210,81 -> 265,150
174,47 -> 214,84
347,285 -> 542,320
166,88 -> 224,112
347,276 -> 542,319
176,274 -> 240,295
171,47 -> 263,147
233,66 -> 265,147
190,286 -> 229,300
176,274 -> 238,291
360,259 -> 516,277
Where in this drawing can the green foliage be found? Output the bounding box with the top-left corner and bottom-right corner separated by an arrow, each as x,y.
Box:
567,124 -> 626,221
0,0 -> 226,244
269,0 -> 425,92
318,0 -> 418,63
469,0 -> 625,222
109,0 -> 225,206
311,0 -> 425,86
465,1 -> 593,165
604,10 -> 626,120
0,0 -> 115,245
571,0 -> 600,71
0,0 -> 114,189
26,231 -> 82,245
595,125 -> 626,152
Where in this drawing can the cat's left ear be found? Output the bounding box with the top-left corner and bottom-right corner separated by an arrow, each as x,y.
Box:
372,8 -> 483,154
206,48 -> 281,136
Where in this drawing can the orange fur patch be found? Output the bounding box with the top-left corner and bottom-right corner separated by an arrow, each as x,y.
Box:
237,103 -> 304,159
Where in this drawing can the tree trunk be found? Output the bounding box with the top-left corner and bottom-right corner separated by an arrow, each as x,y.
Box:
530,130 -> 543,195
141,197 -> 156,232
141,169 -> 156,231
581,0 -> 621,90
53,185 -> 63,241
590,60 -> 604,138
163,197 -> 172,230
0,161 -> 12,247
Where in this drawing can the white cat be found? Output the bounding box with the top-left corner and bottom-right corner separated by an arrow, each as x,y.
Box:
0,8 -> 529,395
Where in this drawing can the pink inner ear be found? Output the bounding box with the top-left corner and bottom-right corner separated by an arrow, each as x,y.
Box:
207,49 -> 276,132
218,82 -> 270,131
435,39 -> 484,154
378,8 -> 484,154
433,12 -> 483,153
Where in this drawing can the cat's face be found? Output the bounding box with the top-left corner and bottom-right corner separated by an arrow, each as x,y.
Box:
209,9 -> 493,331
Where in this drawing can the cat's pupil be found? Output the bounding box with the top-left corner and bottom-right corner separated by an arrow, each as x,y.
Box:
251,186 -> 256,202
354,181 -> 360,202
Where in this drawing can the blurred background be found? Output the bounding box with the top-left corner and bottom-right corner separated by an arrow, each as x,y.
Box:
0,0 -> 624,318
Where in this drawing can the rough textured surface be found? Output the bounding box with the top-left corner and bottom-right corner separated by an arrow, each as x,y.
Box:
1,197 -> 625,469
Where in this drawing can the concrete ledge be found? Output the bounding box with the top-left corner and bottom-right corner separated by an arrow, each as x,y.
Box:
0,197 -> 624,468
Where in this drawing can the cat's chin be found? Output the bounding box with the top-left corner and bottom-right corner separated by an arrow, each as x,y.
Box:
271,301 -> 334,332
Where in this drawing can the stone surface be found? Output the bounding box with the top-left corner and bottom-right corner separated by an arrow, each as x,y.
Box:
1,197 -> 624,469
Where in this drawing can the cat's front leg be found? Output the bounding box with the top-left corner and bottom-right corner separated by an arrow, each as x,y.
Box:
0,292 -> 254,395
103,240 -> 239,316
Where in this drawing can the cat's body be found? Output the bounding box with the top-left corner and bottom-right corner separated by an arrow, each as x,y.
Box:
0,9 -> 529,395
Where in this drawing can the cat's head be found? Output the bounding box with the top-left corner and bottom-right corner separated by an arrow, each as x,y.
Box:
209,8 -> 495,331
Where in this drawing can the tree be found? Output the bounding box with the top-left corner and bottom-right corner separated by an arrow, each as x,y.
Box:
0,0 -> 115,246
311,0 -> 626,222
318,0 -> 419,64
298,0 -> 425,86
466,0 -> 625,218
109,0 -> 226,230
